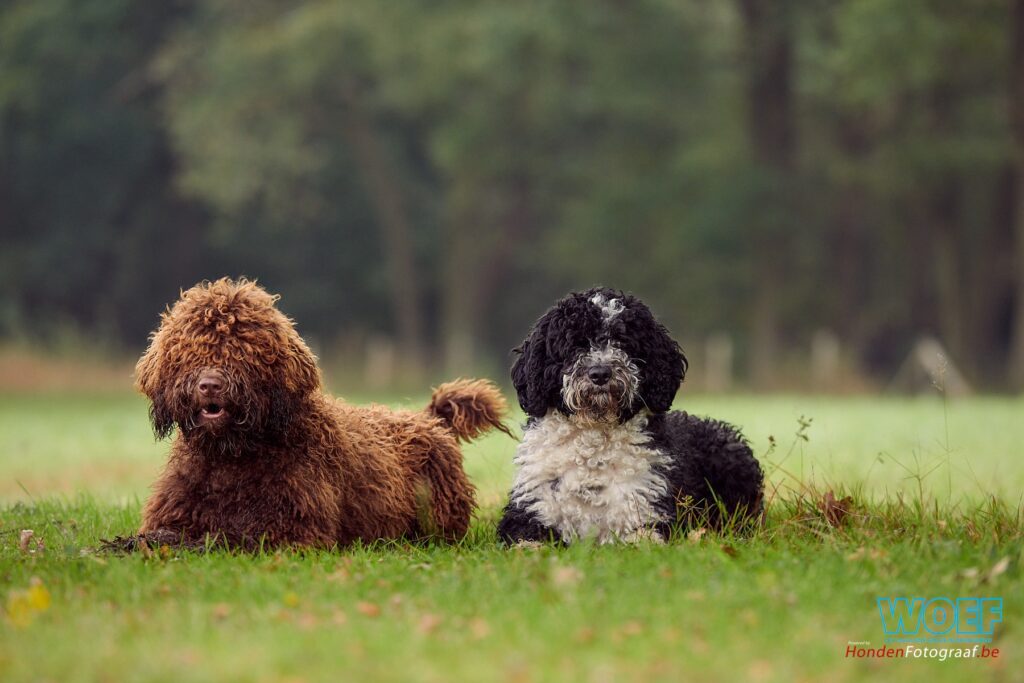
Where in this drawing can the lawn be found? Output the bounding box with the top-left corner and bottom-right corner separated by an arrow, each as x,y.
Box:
1,392 -> 1021,682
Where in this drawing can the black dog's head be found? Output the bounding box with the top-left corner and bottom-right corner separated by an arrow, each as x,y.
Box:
511,287 -> 687,423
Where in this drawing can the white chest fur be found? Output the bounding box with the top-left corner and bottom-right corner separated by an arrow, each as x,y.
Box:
509,411 -> 671,543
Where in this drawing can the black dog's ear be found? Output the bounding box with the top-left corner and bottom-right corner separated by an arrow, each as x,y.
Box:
511,309 -> 567,418
623,302 -> 687,414
514,293 -> 610,418
639,329 -> 686,413
149,393 -> 175,440
511,333 -> 547,419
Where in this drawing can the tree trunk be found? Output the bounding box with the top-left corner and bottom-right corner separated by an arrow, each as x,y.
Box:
1009,0 -> 1024,389
738,0 -> 795,389
441,175 -> 533,375
931,185 -> 964,366
340,81 -> 426,372
831,115 -> 870,355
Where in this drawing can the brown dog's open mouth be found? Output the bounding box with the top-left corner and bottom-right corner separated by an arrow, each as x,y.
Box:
199,403 -> 228,422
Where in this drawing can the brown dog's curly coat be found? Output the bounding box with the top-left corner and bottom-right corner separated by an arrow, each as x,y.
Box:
134,278 -> 508,548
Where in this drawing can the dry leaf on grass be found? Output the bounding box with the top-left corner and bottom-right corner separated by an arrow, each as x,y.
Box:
469,617 -> 490,640
355,601 -> 380,617
137,538 -> 155,559
5,577 -> 51,628
818,490 -> 855,527
18,529 -> 43,555
551,565 -> 584,588
961,557 -> 1012,584
620,621 -> 644,637
416,613 -> 442,635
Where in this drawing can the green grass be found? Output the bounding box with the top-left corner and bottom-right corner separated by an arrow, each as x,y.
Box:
1,392 -> 1022,682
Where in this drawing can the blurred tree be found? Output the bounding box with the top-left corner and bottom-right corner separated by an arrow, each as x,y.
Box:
737,0 -> 797,388
0,0 -> 205,345
2,0 -> 1024,390
1011,0 -> 1024,388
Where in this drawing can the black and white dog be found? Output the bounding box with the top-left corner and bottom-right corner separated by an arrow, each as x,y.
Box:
497,288 -> 764,544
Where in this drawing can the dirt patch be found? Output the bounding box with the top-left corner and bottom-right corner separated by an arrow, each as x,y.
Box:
0,348 -> 135,393
0,459 -> 157,501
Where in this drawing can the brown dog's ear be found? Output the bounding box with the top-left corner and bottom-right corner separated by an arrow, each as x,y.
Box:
135,331 -> 175,439
148,392 -> 175,440
134,334 -> 164,398
283,334 -> 321,396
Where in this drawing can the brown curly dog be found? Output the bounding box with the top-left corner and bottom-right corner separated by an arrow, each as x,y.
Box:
134,278 -> 509,549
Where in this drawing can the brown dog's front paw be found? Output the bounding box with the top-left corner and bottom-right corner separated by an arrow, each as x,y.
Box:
99,528 -> 199,554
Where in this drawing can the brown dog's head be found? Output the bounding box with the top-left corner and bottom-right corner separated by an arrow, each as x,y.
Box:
135,278 -> 320,453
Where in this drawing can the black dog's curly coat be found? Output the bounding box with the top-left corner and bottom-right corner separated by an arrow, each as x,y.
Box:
497,287 -> 764,544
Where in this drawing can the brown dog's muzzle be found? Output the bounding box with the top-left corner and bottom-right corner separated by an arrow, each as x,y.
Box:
195,368 -> 229,423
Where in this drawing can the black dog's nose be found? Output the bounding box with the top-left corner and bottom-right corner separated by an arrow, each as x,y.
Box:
588,365 -> 612,386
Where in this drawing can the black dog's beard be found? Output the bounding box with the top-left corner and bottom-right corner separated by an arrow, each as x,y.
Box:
564,381 -> 625,422
562,346 -> 640,423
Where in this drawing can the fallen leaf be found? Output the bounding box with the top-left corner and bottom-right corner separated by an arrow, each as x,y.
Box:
416,613 -> 442,635
985,557 -> 1011,583
470,617 -> 490,640
621,621 -> 644,637
18,530 -> 34,553
26,578 -> 50,611
327,568 -> 350,583
748,659 -> 773,683
574,627 -> 595,644
551,565 -> 583,587
5,578 -> 51,628
818,490 -> 855,527
688,528 -> 707,544
720,544 -> 739,558
356,601 -> 380,617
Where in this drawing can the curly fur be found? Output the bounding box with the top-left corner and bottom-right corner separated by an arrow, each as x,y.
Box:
499,287 -> 764,545
427,379 -> 515,441
134,277 -> 509,549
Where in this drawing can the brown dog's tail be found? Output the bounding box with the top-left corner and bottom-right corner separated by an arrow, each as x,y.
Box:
427,378 -> 514,442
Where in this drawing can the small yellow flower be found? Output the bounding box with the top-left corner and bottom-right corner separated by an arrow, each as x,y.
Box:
5,578 -> 51,628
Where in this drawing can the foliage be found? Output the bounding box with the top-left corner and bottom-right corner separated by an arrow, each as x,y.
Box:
0,0 -> 1022,386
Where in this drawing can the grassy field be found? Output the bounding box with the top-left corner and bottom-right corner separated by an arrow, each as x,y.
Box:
1,392 -> 1022,682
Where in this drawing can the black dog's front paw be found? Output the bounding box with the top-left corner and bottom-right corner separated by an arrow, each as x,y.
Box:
497,501 -> 562,546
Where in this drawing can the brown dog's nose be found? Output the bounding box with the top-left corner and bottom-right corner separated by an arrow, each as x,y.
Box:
198,373 -> 224,396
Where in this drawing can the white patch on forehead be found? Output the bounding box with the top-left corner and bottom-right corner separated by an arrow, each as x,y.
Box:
590,293 -> 624,321
507,411 -> 670,544
583,343 -> 628,365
